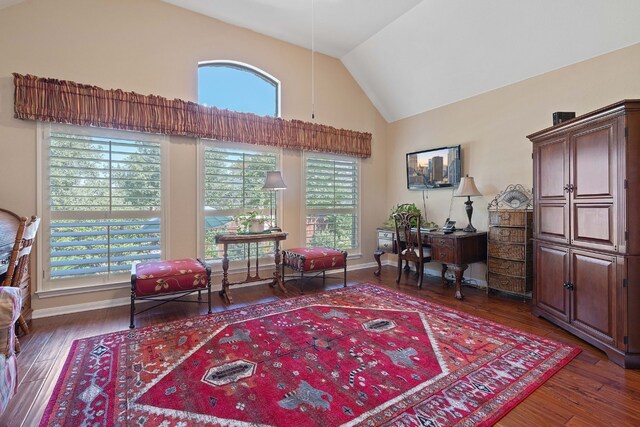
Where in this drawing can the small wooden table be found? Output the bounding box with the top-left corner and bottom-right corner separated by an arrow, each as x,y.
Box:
214,231 -> 288,304
374,228 -> 487,300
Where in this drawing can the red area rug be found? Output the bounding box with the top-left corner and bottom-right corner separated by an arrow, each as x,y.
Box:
40,284 -> 579,426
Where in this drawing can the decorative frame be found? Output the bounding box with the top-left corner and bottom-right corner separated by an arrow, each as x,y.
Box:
488,184 -> 533,210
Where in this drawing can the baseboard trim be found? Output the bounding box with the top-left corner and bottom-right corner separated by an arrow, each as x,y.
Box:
32,261 -> 486,319
33,296 -> 132,319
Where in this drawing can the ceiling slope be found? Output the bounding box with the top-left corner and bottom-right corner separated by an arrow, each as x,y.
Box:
342,0 -> 640,121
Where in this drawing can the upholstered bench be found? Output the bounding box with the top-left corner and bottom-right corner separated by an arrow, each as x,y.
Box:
130,258 -> 211,328
281,247 -> 348,293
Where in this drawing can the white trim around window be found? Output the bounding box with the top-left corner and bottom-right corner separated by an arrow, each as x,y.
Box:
302,151 -> 361,255
36,123 -> 169,295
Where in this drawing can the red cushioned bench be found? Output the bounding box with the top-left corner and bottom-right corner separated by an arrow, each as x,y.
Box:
130,258 -> 211,328
281,247 -> 348,293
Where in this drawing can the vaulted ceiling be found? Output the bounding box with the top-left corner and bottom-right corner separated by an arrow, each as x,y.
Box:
3,0 -> 640,122
160,0 -> 640,122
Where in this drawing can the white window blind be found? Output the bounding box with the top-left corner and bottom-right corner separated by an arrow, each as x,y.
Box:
203,144 -> 278,261
42,127 -> 163,288
305,155 -> 359,250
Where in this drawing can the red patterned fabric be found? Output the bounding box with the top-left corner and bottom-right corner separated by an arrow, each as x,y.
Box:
133,258 -> 208,297
40,284 -> 581,427
283,247 -> 347,272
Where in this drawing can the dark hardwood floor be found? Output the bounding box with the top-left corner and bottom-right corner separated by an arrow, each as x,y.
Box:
3,266 -> 640,426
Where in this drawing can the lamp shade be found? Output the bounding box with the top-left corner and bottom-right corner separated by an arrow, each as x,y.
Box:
454,175 -> 482,197
262,171 -> 287,190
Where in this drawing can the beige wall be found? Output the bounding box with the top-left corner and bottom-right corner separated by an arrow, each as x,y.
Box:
1,0 -> 639,314
386,42 -> 640,282
0,0 -> 389,313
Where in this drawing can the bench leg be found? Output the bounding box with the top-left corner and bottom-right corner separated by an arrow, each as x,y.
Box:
343,251 -> 348,287
130,292 -> 136,329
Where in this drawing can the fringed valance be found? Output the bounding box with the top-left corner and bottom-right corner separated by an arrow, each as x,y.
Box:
13,73 -> 372,158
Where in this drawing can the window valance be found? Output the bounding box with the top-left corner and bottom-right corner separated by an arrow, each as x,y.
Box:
13,73 -> 372,158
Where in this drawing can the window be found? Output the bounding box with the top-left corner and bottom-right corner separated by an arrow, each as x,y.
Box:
201,142 -> 279,261
198,61 -> 282,262
39,124 -> 166,291
304,154 -> 359,251
198,60 -> 280,117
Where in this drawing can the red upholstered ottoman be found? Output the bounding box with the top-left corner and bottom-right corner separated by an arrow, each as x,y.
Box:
281,247 -> 348,293
130,258 -> 211,328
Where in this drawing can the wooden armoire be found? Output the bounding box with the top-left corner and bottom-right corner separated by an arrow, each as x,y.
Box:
528,100 -> 640,368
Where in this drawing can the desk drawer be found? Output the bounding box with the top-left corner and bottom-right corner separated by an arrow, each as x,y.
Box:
378,230 -> 394,240
377,239 -> 394,252
429,237 -> 454,249
429,236 -> 455,263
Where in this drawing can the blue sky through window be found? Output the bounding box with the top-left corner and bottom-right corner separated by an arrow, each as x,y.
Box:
198,64 -> 278,117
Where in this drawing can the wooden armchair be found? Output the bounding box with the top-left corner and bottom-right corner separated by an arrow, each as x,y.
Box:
2,215 -> 40,341
392,211 -> 431,289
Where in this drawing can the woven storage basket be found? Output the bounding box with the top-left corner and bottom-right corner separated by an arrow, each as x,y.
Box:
488,272 -> 532,293
489,210 -> 533,227
488,227 -> 532,243
488,242 -> 528,260
488,257 -> 532,277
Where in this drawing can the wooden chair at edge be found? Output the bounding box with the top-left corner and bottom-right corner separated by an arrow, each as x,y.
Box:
392,211 -> 432,289
1,214 -> 40,352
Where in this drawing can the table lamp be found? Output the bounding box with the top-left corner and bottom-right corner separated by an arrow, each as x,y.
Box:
262,171 -> 287,231
454,175 -> 482,232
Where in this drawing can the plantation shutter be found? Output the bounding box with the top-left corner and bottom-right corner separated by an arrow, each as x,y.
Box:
203,146 -> 277,261
46,131 -> 162,284
305,155 -> 358,249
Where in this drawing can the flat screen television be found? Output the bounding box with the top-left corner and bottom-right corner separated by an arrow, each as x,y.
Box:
406,145 -> 461,190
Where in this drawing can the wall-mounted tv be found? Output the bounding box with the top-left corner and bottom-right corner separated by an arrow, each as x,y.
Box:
406,145 -> 461,190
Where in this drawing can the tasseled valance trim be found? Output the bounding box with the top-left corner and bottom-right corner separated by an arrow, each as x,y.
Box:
13,73 -> 372,158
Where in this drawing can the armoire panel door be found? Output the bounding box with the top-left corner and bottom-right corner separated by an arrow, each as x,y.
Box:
570,120 -> 618,251
534,137 -> 569,243
534,241 -> 570,322
570,249 -> 617,346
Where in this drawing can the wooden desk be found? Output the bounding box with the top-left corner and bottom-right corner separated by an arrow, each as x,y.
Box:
214,231 -> 288,304
374,228 -> 487,300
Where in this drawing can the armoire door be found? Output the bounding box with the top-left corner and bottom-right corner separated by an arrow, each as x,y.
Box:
534,241 -> 570,322
570,248 -> 618,346
534,136 -> 570,244
570,118 -> 619,252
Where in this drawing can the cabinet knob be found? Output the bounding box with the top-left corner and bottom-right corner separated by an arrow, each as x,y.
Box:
563,184 -> 575,193
563,281 -> 574,290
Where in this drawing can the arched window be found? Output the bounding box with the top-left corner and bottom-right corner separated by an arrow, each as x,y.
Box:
198,60 -> 280,117
197,61 -> 282,262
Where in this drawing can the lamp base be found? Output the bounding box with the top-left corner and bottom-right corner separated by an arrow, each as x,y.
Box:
462,224 -> 477,233
463,197 -> 476,233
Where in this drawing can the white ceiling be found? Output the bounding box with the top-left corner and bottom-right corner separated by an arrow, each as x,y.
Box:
4,0 -> 640,122
160,0 -> 640,122
160,0 -> 422,58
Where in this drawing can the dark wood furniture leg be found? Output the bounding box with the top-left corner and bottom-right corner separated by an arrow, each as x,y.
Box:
449,264 -> 468,300
272,240 -> 288,295
220,243 -> 232,304
440,263 -> 449,286
374,250 -> 384,276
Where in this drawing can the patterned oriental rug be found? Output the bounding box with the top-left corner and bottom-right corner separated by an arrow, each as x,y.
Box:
40,284 -> 580,426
